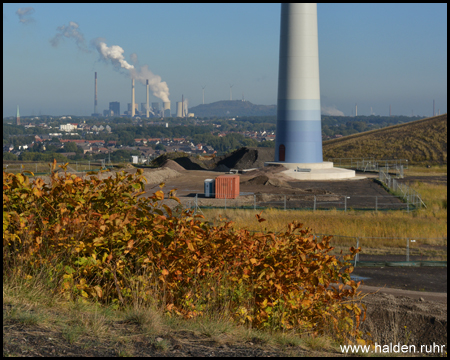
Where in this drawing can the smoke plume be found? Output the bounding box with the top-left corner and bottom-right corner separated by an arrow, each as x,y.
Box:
51,21 -> 170,103
93,39 -> 170,102
16,7 -> 35,24
50,21 -> 89,52
130,65 -> 170,103
130,53 -> 138,65
93,39 -> 134,70
183,98 -> 189,116
321,106 -> 344,116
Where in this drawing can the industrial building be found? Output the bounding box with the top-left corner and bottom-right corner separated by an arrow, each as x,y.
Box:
176,102 -> 183,117
127,103 -> 138,113
163,101 -> 171,117
109,101 -> 120,116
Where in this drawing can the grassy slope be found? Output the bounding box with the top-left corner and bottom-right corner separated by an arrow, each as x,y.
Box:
323,114 -> 447,164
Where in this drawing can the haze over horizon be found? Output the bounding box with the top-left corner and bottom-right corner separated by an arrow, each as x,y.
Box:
3,3 -> 447,118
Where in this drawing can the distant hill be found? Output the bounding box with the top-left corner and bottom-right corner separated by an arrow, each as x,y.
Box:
322,114 -> 447,164
188,100 -> 276,118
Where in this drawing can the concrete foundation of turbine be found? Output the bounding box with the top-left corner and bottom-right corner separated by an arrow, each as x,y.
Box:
267,3 -> 354,180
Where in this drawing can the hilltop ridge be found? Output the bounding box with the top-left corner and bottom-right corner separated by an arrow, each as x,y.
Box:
322,114 -> 447,164
188,100 -> 276,117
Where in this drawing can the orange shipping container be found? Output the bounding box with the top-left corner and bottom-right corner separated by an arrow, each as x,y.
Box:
215,175 -> 240,199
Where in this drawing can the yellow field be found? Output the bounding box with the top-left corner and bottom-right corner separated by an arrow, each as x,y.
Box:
202,174 -> 447,252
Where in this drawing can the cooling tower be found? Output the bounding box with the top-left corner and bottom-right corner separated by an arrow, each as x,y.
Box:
131,79 -> 135,117
163,101 -> 171,117
176,102 -> 183,117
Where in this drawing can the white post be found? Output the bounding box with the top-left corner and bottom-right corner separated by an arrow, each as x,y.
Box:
406,238 -> 410,261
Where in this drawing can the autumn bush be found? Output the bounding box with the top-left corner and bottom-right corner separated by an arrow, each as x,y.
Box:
3,161 -> 366,343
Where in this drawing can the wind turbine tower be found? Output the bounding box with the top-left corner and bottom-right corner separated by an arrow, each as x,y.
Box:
202,86 -> 206,105
229,84 -> 233,101
267,3 -> 354,180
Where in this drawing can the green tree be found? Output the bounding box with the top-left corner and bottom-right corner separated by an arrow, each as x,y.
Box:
3,152 -> 18,161
63,142 -> 78,153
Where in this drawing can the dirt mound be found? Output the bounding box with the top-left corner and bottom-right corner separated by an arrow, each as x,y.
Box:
213,164 -> 230,172
162,159 -> 186,172
215,147 -> 275,170
151,152 -> 215,170
245,174 -> 270,185
265,178 -> 290,187
361,292 -> 447,348
142,167 -> 182,186
244,174 -> 291,188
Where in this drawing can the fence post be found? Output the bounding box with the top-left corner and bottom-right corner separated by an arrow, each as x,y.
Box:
375,196 -> 378,212
284,195 -> 286,211
36,163 -> 38,173
406,238 -> 410,262
194,193 -> 198,215
344,196 -> 347,212
225,193 -> 227,210
406,197 -> 409,213
254,195 -> 256,210
313,196 -> 316,211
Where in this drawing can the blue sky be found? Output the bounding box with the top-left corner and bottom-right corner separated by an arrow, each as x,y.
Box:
3,3 -> 447,117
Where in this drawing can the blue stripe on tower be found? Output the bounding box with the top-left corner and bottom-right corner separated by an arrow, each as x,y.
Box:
275,99 -> 323,163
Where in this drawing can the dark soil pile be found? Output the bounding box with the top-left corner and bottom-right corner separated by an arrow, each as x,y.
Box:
215,147 -> 275,170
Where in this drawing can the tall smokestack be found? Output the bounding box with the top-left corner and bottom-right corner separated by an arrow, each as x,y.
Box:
131,78 -> 135,117
182,94 -> 184,119
16,105 -> 20,126
94,72 -> 98,115
355,104 -> 358,117
146,79 -> 149,118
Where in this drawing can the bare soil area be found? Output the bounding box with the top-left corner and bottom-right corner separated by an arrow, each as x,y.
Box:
154,167 -> 406,211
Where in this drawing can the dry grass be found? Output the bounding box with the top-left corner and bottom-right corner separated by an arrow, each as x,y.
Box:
403,165 -> 447,176
322,114 -> 447,164
202,171 -> 447,252
3,270 -> 342,356
3,161 -> 103,174
203,207 -> 446,246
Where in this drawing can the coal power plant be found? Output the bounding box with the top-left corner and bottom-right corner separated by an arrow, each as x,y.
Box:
91,72 -> 168,118
266,3 -> 354,180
